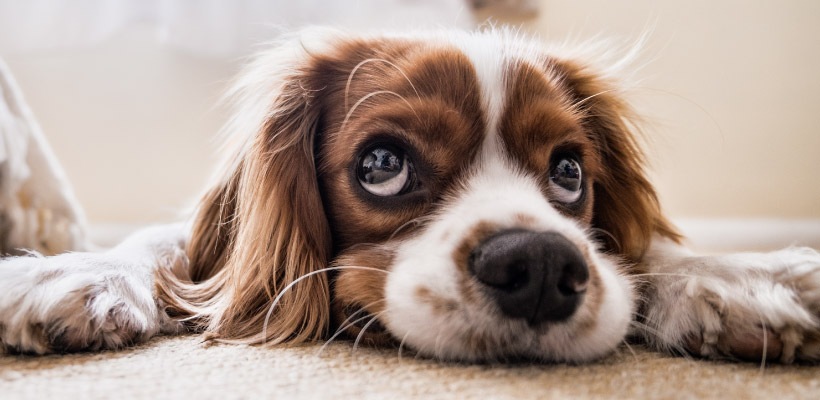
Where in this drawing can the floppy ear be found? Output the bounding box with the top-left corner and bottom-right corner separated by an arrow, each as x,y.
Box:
157,38 -> 332,345
555,60 -> 681,266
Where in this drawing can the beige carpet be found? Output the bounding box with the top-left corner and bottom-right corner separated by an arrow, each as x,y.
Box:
2,335 -> 819,399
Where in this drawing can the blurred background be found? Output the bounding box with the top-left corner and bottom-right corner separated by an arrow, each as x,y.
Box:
1,0 -> 818,248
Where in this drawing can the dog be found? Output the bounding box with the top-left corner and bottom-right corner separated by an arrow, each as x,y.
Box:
1,28 -> 819,363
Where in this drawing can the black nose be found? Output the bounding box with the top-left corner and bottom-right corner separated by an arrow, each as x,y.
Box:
468,229 -> 589,325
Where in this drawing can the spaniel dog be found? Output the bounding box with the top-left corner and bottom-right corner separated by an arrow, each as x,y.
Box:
2,28 -> 819,363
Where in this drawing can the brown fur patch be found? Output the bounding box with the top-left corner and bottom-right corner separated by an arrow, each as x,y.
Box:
452,222 -> 501,307
452,222 -> 500,275
415,286 -> 459,315
513,213 -> 539,229
331,244 -> 396,345
498,61 -> 600,223
315,42 -> 486,250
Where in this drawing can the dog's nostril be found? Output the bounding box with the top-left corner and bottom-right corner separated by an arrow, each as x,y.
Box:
557,259 -> 590,296
558,278 -> 588,296
470,256 -> 529,292
468,229 -> 589,325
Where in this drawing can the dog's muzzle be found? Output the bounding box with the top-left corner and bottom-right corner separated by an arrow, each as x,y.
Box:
468,229 -> 589,325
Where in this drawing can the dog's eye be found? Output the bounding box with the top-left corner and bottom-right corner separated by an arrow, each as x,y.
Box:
549,157 -> 583,203
357,145 -> 415,196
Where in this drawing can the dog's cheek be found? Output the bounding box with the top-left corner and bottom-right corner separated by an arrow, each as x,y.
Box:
330,246 -> 395,344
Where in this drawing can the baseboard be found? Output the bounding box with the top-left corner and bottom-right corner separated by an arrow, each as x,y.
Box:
674,218 -> 820,253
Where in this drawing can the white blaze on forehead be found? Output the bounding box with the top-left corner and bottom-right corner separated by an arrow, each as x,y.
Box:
445,33 -> 508,155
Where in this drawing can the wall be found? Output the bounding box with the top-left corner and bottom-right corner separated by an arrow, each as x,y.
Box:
6,26 -> 235,224
4,1 -> 819,225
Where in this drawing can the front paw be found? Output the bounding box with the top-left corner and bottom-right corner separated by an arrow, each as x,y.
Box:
0,254 -> 162,354
641,247 -> 820,363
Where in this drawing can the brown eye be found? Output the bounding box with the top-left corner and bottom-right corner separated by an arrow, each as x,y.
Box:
549,157 -> 582,203
357,145 -> 415,196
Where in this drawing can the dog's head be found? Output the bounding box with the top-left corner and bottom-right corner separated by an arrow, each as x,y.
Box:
163,28 -> 679,362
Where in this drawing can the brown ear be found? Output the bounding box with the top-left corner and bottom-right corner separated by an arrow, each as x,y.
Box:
555,60 -> 681,265
157,42 -> 332,345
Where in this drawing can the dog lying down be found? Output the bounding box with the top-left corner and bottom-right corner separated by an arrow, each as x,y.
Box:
1,28 -> 819,364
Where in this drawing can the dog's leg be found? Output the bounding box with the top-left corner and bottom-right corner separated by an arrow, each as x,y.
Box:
0,224 -> 188,354
637,238 -> 820,363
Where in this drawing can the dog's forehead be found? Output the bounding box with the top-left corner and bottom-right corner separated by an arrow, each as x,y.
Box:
319,34 -> 584,160
440,34 -> 588,169
443,32 -> 512,142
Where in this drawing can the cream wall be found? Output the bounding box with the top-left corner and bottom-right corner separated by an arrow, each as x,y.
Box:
6,26 -> 235,224
5,1 -> 820,225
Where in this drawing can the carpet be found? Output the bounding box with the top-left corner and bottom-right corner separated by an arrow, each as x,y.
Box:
2,336 -> 819,399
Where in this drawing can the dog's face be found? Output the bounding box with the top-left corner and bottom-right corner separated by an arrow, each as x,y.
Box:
173,29 -> 678,363
316,35 -> 638,362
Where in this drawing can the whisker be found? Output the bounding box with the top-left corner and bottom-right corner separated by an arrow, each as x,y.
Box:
388,215 -> 436,241
570,88 -> 618,111
321,313 -> 372,353
397,331 -> 412,364
759,312 -> 768,374
621,339 -> 639,362
628,277 -> 654,288
317,309 -> 382,357
340,90 -> 420,132
433,330 -> 447,362
262,266 -> 388,345
629,272 -> 704,280
317,298 -> 387,357
337,299 -> 387,336
352,310 -> 388,353
588,227 -> 621,252
345,58 -> 421,112
629,319 -> 691,358
629,320 -> 666,339
630,310 -> 652,321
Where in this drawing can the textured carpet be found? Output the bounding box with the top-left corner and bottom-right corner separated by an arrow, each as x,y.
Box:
2,335 -> 819,399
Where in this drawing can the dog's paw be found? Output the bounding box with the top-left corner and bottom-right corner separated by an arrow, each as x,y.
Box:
641,247 -> 820,363
0,252 -> 173,354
